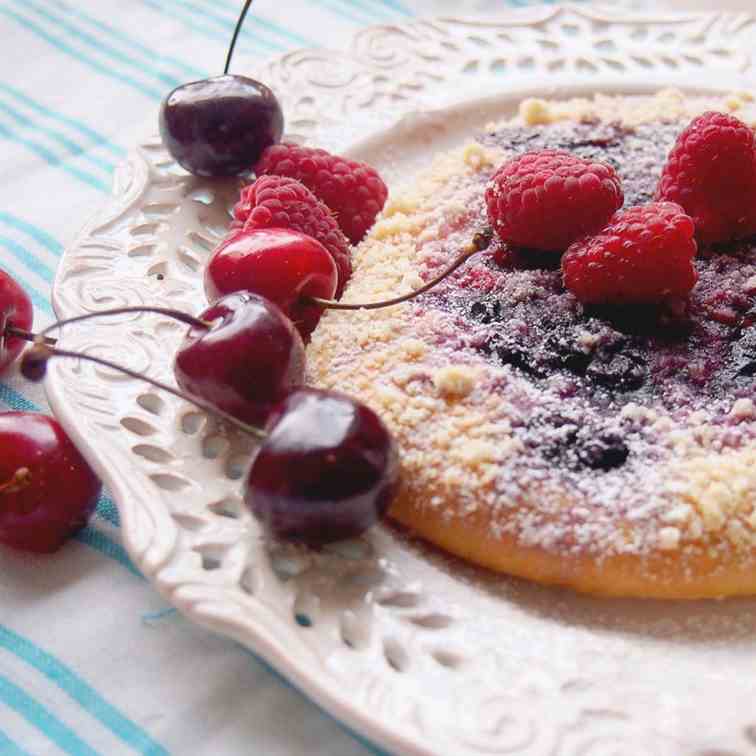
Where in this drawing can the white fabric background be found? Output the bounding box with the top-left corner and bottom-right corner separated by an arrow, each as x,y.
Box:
0,0 -> 731,754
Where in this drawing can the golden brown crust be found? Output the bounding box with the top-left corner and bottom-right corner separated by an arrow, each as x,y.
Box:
390,486 -> 756,599
309,90 -> 756,598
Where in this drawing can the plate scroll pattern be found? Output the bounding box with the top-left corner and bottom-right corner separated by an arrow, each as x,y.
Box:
47,7 -> 756,756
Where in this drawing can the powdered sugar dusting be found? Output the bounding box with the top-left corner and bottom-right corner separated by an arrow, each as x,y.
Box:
412,120 -> 756,559
308,95 -> 756,585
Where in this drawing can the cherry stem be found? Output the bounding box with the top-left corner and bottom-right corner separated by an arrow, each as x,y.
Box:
27,345 -> 266,440
5,326 -> 56,346
0,467 -> 31,495
38,307 -> 212,341
307,230 -> 493,311
224,0 -> 254,75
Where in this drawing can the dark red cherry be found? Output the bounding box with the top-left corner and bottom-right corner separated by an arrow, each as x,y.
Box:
245,388 -> 400,545
174,292 -> 305,425
0,412 -> 101,553
205,228 -> 337,339
0,270 -> 33,373
159,75 -> 283,177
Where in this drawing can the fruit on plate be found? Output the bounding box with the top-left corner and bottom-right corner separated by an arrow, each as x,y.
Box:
254,142 -> 389,244
205,228 -> 338,339
233,175 -> 353,297
174,292 -> 307,425
160,75 -> 283,177
246,388 -> 399,545
158,0 -> 283,176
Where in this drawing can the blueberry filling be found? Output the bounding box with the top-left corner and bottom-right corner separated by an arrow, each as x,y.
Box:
419,120 -> 756,473
522,412 -> 631,473
732,327 -> 756,378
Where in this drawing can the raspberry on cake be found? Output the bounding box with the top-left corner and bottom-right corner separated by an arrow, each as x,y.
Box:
562,202 -> 698,305
308,90 -> 756,599
234,175 -> 352,296
656,111 -> 756,244
255,142 -> 388,245
485,149 -> 623,251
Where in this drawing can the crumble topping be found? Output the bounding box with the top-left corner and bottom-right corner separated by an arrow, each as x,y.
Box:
730,398 -> 756,421
516,88 -> 756,129
433,365 -> 478,398
658,527 -> 681,551
308,91 -> 756,570
462,142 -> 499,170
663,448 -> 756,543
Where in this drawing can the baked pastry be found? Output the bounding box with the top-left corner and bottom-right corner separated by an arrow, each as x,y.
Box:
307,90 -> 756,599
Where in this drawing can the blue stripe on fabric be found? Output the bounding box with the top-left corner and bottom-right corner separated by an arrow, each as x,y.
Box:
0,84 -> 125,159
138,0 -> 266,56
0,383 -> 38,413
138,0 -> 235,53
340,0 -> 398,22
0,213 -> 63,255
0,7 -> 163,101
314,0 -> 377,27
178,0 -> 312,49
0,237 -> 53,282
0,676 -> 100,756
231,8 -> 313,47
171,0 -> 284,52
11,0 -> 184,90
0,122 -> 110,193
73,526 -> 141,578
141,608 -> 177,625
0,101 -> 115,175
96,497 -> 120,528
241,648 -> 390,756
46,0 -> 205,80
0,626 -> 166,755
0,727 -> 31,756
374,0 -> 412,16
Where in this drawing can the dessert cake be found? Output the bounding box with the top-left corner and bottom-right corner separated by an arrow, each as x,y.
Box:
308,90 -> 756,599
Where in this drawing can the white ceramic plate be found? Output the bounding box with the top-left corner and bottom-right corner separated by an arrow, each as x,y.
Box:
46,6 -> 756,755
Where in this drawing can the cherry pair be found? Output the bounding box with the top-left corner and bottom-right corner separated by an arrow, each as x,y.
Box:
173,294 -> 397,545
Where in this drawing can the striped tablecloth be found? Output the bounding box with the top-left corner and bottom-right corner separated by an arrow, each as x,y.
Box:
0,0 -> 724,753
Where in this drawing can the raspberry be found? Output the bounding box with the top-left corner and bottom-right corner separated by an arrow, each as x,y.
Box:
656,111 -> 756,244
485,150 -> 624,251
255,143 -> 388,244
562,202 -> 698,306
234,175 -> 351,297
